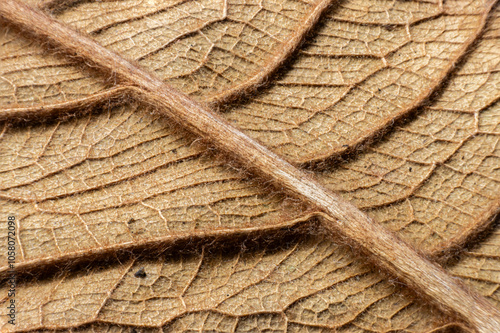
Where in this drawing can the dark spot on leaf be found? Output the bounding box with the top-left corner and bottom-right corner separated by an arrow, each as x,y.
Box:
134,267 -> 147,278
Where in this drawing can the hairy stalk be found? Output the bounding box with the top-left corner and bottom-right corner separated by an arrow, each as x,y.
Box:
1,1 -> 499,332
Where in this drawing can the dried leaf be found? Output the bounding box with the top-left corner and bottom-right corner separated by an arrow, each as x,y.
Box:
0,0 -> 499,332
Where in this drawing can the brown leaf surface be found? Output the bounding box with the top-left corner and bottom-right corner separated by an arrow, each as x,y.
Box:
0,100 -> 311,271
450,221 -> 500,309
318,8 -> 500,252
0,0 -> 499,332
0,0 -> 329,108
2,234 -> 457,332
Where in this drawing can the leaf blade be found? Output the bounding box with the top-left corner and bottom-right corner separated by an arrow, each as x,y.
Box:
0,0 -> 500,330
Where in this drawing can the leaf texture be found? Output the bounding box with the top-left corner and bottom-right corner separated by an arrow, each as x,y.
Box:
0,0 -> 499,332
2,234 -> 455,332
226,0 -> 489,162
0,101 -> 310,270
318,11 -> 500,252
0,0 -> 329,108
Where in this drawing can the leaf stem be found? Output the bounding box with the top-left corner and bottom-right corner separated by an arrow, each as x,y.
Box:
1,1 -> 499,331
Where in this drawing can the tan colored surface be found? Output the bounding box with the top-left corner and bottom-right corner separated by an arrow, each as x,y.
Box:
0,0 -> 499,332
5,235 -> 453,332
